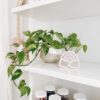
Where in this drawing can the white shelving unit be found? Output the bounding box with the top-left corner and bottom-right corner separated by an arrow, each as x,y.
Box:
21,59 -> 100,89
11,0 -> 100,100
12,0 -> 62,13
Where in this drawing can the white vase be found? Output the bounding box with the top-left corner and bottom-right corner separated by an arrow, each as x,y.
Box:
40,48 -> 61,63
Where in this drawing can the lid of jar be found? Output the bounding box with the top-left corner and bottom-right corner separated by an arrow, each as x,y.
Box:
49,94 -> 61,100
35,90 -> 46,98
73,93 -> 86,100
57,88 -> 69,96
45,85 -> 55,91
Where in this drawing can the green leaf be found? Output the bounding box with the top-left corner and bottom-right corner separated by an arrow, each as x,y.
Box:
20,86 -> 27,96
49,30 -> 54,35
27,44 -> 37,51
8,65 -> 15,77
17,51 -> 25,64
52,40 -> 63,49
12,69 -> 22,80
25,86 -> 31,96
31,34 -> 40,41
19,80 -> 26,89
24,39 -> 33,47
63,37 -> 69,45
6,52 -> 15,59
12,43 -> 20,47
24,31 -> 31,36
20,86 -> 31,96
54,32 -> 64,41
83,45 -> 87,53
42,44 -> 49,55
68,33 -> 77,40
72,39 -> 81,47
46,35 -> 53,44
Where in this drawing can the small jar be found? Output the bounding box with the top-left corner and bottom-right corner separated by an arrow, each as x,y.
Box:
49,94 -> 61,100
57,88 -> 69,100
73,93 -> 86,100
34,90 -> 46,100
45,85 -> 55,100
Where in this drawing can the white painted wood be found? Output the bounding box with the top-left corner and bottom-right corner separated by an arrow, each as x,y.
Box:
11,0 -> 62,13
0,0 -> 12,100
20,59 -> 100,89
10,0 -> 100,99
29,73 -> 34,100
12,0 -> 100,20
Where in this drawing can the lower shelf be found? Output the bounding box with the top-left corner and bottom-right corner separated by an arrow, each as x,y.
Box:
20,59 -> 100,89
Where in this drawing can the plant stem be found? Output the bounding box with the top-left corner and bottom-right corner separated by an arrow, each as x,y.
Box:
75,46 -> 82,53
15,49 -> 41,67
65,46 -> 68,51
11,73 -> 18,88
13,80 -> 18,88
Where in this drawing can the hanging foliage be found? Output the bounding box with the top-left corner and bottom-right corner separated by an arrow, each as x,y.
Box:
6,29 -> 87,96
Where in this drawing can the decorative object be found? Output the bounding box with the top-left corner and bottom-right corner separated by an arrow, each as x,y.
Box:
17,0 -> 26,6
58,33 -> 87,70
59,51 -> 80,71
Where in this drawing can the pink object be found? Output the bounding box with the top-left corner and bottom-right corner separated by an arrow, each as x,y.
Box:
59,51 -> 80,71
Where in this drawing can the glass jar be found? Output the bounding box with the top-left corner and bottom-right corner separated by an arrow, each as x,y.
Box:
49,94 -> 61,100
34,90 -> 46,100
57,88 -> 69,100
45,85 -> 55,100
73,93 -> 86,100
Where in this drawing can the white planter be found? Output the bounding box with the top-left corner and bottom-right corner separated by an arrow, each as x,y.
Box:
40,48 -> 61,63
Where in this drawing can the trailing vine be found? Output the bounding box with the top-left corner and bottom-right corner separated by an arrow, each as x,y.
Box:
6,29 -> 87,97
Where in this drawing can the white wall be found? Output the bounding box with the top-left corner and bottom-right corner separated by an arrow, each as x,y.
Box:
28,15 -> 100,63
0,0 -> 12,100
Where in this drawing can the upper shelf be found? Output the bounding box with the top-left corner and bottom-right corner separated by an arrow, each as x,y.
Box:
21,59 -> 100,89
11,0 -> 62,13
12,0 -> 100,20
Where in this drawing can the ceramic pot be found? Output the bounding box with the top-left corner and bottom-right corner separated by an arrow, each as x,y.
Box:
40,48 -> 61,63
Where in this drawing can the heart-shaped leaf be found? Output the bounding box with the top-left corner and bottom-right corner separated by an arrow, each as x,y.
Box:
83,45 -> 88,53
17,51 -> 25,64
12,69 -> 22,80
52,40 -> 63,49
19,80 -> 26,89
8,65 -> 15,77
24,31 -> 31,36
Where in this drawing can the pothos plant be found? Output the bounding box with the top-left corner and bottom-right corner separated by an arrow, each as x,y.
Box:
6,29 -> 87,97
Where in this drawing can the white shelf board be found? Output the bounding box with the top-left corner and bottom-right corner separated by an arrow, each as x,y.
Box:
21,59 -> 100,88
11,0 -> 62,13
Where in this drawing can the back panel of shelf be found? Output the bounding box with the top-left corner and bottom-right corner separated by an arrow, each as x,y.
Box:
28,73 -> 100,100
